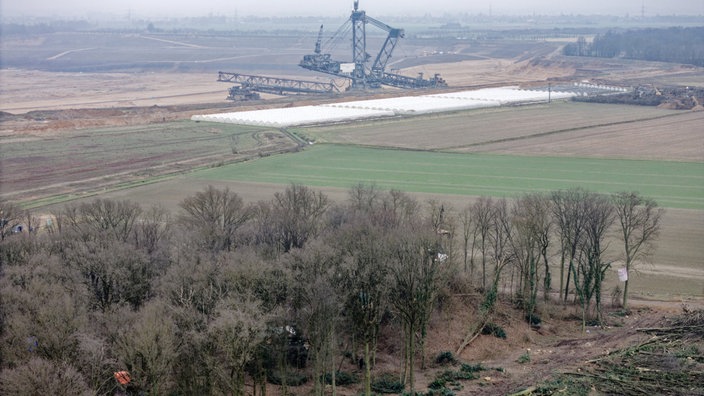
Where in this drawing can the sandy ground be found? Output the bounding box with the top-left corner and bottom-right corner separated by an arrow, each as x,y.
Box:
0,70 -> 227,113
1,54 -> 700,115
463,109 -> 704,162
407,58 -> 574,87
0,56 -> 578,114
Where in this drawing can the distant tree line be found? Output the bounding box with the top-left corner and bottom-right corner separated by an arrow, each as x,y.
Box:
563,27 -> 704,66
0,184 -> 662,395
0,20 -> 93,35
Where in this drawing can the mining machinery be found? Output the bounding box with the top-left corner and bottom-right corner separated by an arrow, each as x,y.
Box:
300,0 -> 447,90
217,72 -> 340,100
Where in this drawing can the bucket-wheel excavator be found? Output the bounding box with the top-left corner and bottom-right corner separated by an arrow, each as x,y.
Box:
218,0 -> 446,100
300,0 -> 447,90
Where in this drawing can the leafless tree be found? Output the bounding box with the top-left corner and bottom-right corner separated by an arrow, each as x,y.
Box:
22,210 -> 41,235
489,198 -> 514,287
208,295 -> 270,396
380,189 -> 419,229
457,198 -> 514,355
471,197 -> 494,290
459,204 -> 476,274
271,183 -> 329,253
74,333 -> 117,395
572,193 -> 615,330
179,185 -> 251,252
78,198 -> 142,242
388,224 -> 446,394
335,213 -> 389,396
348,182 -> 382,212
114,300 -> 179,395
158,249 -> 274,394
613,192 -> 663,310
0,260 -> 87,367
551,188 -> 590,302
159,254 -> 229,316
0,358 -> 92,396
347,184 -> 417,230
133,205 -> 172,256
286,241 -> 343,396
64,239 -> 153,310
510,193 -> 552,318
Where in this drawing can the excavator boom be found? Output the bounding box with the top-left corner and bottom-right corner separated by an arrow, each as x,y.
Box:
314,24 -> 323,54
299,1 -> 446,90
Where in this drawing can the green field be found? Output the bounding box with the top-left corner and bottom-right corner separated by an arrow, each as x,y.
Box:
197,144 -> 704,210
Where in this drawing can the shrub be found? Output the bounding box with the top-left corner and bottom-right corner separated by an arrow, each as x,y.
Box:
372,373 -> 404,394
323,370 -> 358,386
460,363 -> 485,374
267,370 -> 308,386
481,322 -> 507,339
432,367 -> 479,387
525,313 -> 542,326
428,378 -> 446,390
427,364 -> 486,396
451,368 -> 476,381
517,351 -> 531,364
435,351 -> 457,366
424,388 -> 456,396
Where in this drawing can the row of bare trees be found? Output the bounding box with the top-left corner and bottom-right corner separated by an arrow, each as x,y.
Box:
456,189 -> 662,339
0,185 -> 661,395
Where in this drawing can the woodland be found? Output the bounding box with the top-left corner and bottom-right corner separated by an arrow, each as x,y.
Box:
0,184 -> 663,395
563,27 -> 704,66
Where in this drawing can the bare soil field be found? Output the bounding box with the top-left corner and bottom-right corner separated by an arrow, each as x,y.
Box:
0,59 -> 569,115
301,102 -> 702,162
0,121 -> 297,204
404,57 -> 574,87
461,110 -> 704,161
7,30 -> 700,116
0,31 -> 483,114
0,70 -> 227,113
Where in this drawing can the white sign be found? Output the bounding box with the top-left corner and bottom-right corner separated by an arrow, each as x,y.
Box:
618,268 -> 628,282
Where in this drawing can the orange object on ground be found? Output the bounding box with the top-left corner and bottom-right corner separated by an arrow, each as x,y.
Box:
114,371 -> 131,385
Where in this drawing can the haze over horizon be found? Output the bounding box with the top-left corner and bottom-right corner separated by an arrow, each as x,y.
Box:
3,0 -> 704,20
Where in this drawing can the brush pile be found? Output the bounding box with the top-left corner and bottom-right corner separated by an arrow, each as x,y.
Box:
570,308 -> 704,396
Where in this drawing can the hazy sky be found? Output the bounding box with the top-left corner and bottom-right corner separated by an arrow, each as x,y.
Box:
2,0 -> 703,19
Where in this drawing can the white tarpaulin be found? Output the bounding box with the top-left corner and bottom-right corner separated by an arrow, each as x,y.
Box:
618,268 -> 628,282
191,86 -> 585,127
